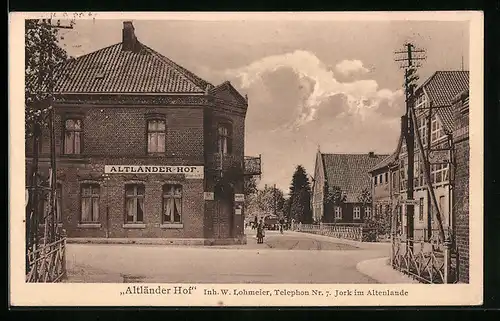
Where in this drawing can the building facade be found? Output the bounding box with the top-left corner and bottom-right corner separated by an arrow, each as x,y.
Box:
368,136 -> 402,236
452,90 -> 470,283
311,150 -> 387,224
26,21 -> 258,245
395,71 -> 469,244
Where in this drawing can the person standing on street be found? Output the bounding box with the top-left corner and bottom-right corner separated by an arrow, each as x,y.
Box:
257,219 -> 265,244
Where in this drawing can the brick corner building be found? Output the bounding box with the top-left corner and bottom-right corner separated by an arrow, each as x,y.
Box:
26,21 -> 258,245
452,89 -> 470,283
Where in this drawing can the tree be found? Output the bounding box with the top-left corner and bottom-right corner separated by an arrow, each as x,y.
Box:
246,185 -> 285,218
243,176 -> 258,211
324,186 -> 346,223
25,19 -> 72,137
288,165 -> 312,223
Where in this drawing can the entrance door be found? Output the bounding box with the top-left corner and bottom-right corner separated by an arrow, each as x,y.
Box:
213,184 -> 234,239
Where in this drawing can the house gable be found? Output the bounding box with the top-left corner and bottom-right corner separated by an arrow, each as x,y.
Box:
210,81 -> 248,108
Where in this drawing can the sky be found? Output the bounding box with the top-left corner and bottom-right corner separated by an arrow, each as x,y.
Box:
57,18 -> 470,194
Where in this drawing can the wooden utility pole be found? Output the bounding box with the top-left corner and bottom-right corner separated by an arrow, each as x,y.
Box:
394,43 -> 425,251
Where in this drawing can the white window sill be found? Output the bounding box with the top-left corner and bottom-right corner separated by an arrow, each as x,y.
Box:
160,223 -> 183,229
77,223 -> 101,228
123,223 -> 146,229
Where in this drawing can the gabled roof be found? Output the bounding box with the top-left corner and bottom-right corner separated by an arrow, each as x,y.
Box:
417,71 -> 469,133
321,153 -> 389,202
33,41 -> 213,94
420,71 -> 469,107
369,135 -> 402,173
209,81 -> 248,106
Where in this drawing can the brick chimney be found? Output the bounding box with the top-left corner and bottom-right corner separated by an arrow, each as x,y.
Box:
122,21 -> 137,51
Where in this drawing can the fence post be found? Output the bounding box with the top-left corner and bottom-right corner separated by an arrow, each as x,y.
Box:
444,240 -> 452,284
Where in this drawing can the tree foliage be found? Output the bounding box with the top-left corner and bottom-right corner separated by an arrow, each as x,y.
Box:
323,185 -> 346,223
288,165 -> 312,223
246,185 -> 285,219
25,19 -> 72,137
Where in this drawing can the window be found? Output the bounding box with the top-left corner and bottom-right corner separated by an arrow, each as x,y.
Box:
125,185 -> 145,223
417,117 -> 428,147
431,164 -> 449,184
431,115 -> 446,143
379,174 -> 383,184
439,196 -> 446,223
392,171 -> 397,190
374,176 -> 378,186
64,119 -> 82,155
162,184 -> 182,224
217,124 -> 232,155
353,206 -> 361,219
364,206 -> 371,219
418,198 -> 424,221
334,206 -> 342,220
81,184 -> 100,223
147,119 -> 166,153
385,172 -> 388,184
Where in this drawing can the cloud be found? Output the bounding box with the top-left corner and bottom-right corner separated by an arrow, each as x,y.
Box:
335,59 -> 369,76
225,50 -> 403,129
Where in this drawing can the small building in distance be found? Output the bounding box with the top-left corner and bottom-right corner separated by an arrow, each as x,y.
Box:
368,136 -> 402,236
311,150 -> 388,224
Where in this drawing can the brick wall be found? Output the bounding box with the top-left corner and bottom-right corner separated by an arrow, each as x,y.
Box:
453,91 -> 469,283
26,99 -> 247,241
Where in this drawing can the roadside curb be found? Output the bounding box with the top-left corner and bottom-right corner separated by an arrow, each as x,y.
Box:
67,236 -> 247,246
286,231 -> 391,251
356,257 -> 420,284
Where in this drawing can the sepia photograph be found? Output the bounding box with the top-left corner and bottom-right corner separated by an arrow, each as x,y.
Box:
10,11 -> 483,306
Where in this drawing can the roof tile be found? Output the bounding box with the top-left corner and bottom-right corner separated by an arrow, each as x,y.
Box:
419,71 -> 469,133
33,42 -> 212,94
321,153 -> 389,202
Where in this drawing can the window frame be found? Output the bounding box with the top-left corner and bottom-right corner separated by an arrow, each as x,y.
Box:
125,184 -> 145,224
419,197 -> 424,221
162,184 -> 183,224
364,206 -> 372,219
63,118 -> 83,155
334,206 -> 342,220
80,183 -> 100,223
216,122 -> 233,155
353,206 -> 361,219
146,118 -> 166,154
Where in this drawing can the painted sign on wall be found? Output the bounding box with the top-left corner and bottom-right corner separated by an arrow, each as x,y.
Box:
104,165 -> 204,179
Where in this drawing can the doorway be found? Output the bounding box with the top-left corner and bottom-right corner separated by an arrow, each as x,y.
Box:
213,183 -> 234,239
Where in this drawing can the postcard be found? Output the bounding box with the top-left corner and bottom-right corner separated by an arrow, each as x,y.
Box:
9,11 -> 483,306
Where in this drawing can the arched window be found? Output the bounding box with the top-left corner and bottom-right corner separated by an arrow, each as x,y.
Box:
217,124 -> 232,155
162,184 -> 182,224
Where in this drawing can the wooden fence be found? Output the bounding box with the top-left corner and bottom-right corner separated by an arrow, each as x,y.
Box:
294,223 -> 377,242
26,236 -> 67,283
391,233 -> 456,284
